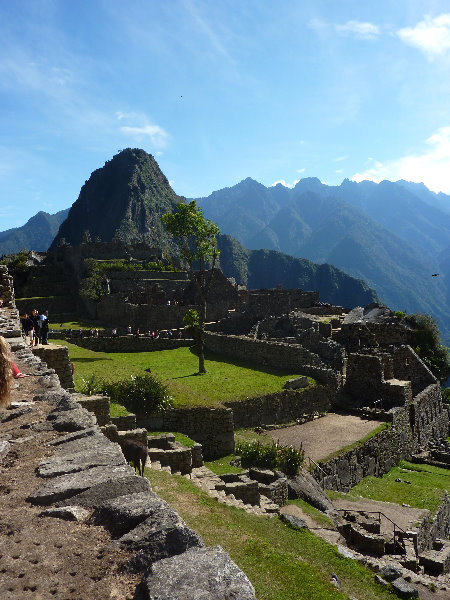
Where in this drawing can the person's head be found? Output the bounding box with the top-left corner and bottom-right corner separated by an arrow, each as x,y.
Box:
0,336 -> 12,408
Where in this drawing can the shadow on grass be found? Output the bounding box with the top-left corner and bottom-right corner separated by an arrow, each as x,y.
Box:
172,373 -> 200,379
73,357 -> 112,363
188,346 -> 301,377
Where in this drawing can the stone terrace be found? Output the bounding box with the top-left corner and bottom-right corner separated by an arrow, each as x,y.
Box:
0,265 -> 256,600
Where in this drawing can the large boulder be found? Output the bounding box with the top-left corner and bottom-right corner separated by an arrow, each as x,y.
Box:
143,546 -> 256,599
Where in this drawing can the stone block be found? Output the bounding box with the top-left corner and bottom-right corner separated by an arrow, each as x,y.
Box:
143,546 -> 256,600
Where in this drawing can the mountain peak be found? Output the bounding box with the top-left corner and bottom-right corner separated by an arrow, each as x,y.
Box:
50,149 -> 181,250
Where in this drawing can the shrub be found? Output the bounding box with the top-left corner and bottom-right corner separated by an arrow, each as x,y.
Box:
79,374 -> 104,396
236,440 -> 304,476
101,374 -> 173,416
78,373 -> 173,416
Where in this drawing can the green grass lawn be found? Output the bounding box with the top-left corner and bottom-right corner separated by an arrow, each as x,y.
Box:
52,339 -> 311,408
327,460 -> 450,514
146,468 -> 394,600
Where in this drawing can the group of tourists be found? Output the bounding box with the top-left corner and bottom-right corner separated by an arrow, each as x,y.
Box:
21,309 -> 49,346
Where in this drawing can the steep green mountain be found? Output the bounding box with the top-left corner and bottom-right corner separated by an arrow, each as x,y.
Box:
50,148 -> 181,252
217,235 -> 379,307
0,209 -> 69,256
0,149 -> 387,312
196,178 -> 450,343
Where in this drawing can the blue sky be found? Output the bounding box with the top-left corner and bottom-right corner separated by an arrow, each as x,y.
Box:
2,0 -> 450,230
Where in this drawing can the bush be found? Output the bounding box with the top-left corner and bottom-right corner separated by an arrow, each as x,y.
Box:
78,373 -> 173,416
236,440 -> 304,476
101,374 -> 173,416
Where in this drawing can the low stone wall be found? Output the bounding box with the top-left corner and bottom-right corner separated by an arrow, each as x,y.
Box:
73,394 -> 110,427
140,407 -> 235,460
31,344 -> 75,390
58,335 -> 192,352
225,386 -> 333,429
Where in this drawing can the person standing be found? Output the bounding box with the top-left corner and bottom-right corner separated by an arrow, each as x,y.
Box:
22,313 -> 34,346
30,309 -> 41,346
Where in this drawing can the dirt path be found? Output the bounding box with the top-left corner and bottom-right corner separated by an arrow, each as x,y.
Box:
267,412 -> 385,462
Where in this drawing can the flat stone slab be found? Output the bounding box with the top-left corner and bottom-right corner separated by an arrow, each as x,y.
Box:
27,464 -> 135,505
56,475 -> 152,508
37,446 -> 127,477
48,427 -> 99,446
143,546 -> 256,599
52,433 -> 118,456
90,491 -> 165,538
391,577 -> 419,598
48,407 -> 97,432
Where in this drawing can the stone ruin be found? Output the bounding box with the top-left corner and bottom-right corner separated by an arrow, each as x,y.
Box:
0,268 -> 257,599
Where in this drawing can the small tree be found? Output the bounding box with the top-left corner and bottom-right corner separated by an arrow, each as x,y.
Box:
162,201 -> 220,373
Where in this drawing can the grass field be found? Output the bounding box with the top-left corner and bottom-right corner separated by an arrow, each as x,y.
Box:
328,460 -> 450,514
146,468 -> 394,600
52,339 -> 312,408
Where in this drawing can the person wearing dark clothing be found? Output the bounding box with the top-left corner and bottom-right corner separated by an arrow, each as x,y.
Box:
30,309 -> 41,346
22,313 -> 34,346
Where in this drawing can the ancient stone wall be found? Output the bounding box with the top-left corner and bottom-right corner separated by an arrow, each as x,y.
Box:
139,407 -> 235,460
0,264 -> 15,307
16,295 -> 79,316
237,289 -> 319,316
224,386 -> 333,429
314,383 -> 448,492
31,344 -> 75,390
416,494 -> 450,552
204,331 -> 341,388
392,345 -> 436,397
57,335 -> 192,353
335,322 -> 411,351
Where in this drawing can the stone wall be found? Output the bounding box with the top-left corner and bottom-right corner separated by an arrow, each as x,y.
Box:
139,407 -> 235,460
59,335 -> 192,353
0,264 -> 15,307
416,494 -> 450,552
31,344 -> 75,390
224,386 -> 333,429
204,332 -> 340,387
313,383 -> 448,492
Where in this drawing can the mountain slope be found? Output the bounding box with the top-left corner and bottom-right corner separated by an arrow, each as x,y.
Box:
0,209 -> 69,255
217,234 -> 378,308
50,148 -> 181,252
197,178 -> 450,343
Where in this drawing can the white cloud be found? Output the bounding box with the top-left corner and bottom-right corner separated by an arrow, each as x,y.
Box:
397,14 -> 450,58
117,112 -> 169,148
335,21 -> 380,40
335,169 -> 343,174
271,179 -> 300,188
297,168 -> 306,174
332,155 -> 348,163
351,127 -> 450,193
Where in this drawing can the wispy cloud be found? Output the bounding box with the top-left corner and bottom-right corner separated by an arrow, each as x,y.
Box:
116,112 -> 169,148
297,168 -> 306,174
335,21 -> 380,40
332,155 -> 348,163
397,14 -> 450,59
351,127 -> 450,193
271,179 -> 300,188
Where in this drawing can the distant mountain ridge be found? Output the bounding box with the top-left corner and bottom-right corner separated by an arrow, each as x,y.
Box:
0,209 -> 69,256
0,149 -> 380,312
195,177 -> 450,343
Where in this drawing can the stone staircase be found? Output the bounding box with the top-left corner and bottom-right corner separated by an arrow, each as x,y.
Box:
147,461 -> 280,516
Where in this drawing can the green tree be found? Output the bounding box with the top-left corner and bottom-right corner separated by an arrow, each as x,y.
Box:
162,201 -> 220,373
